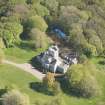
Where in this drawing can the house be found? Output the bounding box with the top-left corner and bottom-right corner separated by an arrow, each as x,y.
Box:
37,45 -> 78,73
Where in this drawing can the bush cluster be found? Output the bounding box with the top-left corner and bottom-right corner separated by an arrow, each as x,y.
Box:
66,63 -> 101,98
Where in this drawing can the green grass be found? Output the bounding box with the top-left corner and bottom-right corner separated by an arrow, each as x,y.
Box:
91,56 -> 105,70
0,64 -> 53,104
1,64 -> 105,105
2,46 -> 105,105
3,40 -> 49,63
4,47 -> 44,63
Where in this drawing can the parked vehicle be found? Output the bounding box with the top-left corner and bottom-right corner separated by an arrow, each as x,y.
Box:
52,28 -> 67,41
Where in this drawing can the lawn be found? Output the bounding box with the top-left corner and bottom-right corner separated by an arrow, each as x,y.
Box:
0,64 -> 105,105
0,64 -> 53,104
4,47 -> 44,63
3,41 -> 47,63
91,56 -> 105,70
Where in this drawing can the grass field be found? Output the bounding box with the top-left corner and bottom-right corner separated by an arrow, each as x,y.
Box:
0,64 -> 105,105
2,45 -> 105,105
0,64 -> 53,104
4,47 -> 44,63
91,57 -> 105,70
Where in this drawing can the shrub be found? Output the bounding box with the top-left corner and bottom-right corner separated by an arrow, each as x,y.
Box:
79,74 -> 101,97
66,64 -> 101,97
29,28 -> 50,49
84,29 -> 103,54
41,0 -> 59,14
2,90 -> 30,105
43,72 -> 55,88
27,15 -> 48,32
3,22 -> 23,47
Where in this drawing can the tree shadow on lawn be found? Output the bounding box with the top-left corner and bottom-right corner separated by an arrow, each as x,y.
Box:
0,88 -> 8,105
29,82 -> 54,96
56,77 -> 87,98
17,41 -> 35,51
98,60 -> 105,65
0,88 -> 7,97
56,77 -> 71,95
29,78 -> 88,98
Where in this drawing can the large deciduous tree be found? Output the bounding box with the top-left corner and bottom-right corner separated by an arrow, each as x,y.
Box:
58,5 -> 104,55
41,0 -> 59,15
29,28 -> 50,49
26,15 -> 48,32
66,62 -> 101,97
2,22 -> 23,47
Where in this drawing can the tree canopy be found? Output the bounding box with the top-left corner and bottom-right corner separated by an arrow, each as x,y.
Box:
40,0 -> 105,56
0,0 -> 50,48
66,62 -> 101,97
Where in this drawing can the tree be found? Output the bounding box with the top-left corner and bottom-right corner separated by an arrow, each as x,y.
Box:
43,72 -> 55,88
58,5 -> 105,55
2,90 -> 30,105
41,0 -> 59,15
4,22 -> 23,41
59,6 -> 89,32
66,64 -> 101,97
57,0 -> 84,7
29,28 -> 49,49
0,0 -> 14,16
26,0 -> 40,4
70,23 -> 88,50
26,15 -> 48,32
27,2 -> 49,17
8,0 -> 26,5
33,4 -> 49,17
1,21 -> 23,47
84,29 -> 103,54
3,30 -> 14,47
